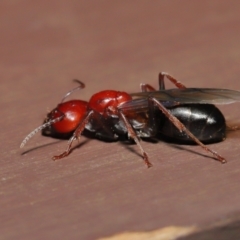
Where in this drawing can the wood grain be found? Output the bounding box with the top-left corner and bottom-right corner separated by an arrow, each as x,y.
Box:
1,1 -> 240,239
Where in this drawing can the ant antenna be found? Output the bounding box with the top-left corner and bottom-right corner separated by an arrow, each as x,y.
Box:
20,115 -> 64,148
61,79 -> 85,103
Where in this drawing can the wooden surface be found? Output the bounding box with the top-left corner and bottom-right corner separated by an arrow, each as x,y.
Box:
1,1 -> 240,239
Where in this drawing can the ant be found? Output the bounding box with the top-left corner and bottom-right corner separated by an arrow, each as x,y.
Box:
20,72 -> 240,168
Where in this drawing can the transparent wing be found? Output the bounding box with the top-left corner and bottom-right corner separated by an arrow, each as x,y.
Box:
118,88 -> 240,113
131,88 -> 240,104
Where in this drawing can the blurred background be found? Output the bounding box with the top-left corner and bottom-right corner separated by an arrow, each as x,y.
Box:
1,1 -> 240,239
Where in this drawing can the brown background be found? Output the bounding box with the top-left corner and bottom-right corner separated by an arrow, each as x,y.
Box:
1,1 -> 240,239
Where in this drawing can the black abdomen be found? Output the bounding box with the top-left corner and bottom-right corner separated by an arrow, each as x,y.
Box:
159,104 -> 226,143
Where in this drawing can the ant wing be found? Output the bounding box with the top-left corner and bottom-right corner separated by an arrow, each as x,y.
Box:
131,88 -> 240,105
119,98 -> 150,113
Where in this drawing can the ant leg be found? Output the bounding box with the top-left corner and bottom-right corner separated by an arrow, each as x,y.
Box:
150,97 -> 226,163
52,110 -> 93,160
159,72 -> 187,90
140,72 -> 187,92
140,83 -> 156,92
139,97 -> 158,137
118,110 -> 152,168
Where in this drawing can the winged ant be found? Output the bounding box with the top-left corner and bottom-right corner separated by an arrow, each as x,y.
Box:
20,73 -> 240,167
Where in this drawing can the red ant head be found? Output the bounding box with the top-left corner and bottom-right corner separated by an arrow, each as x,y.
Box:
49,100 -> 88,133
88,90 -> 132,116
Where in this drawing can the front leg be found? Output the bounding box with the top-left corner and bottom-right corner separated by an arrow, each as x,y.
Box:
52,110 -> 94,160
